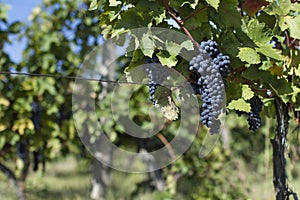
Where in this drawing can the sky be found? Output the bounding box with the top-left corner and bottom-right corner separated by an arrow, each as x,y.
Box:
2,0 -> 42,63
1,0 -> 179,64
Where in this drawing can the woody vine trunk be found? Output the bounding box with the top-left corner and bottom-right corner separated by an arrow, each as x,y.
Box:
271,96 -> 292,200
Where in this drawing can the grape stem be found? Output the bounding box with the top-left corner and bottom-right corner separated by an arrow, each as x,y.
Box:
285,30 -> 298,49
157,132 -> 175,160
162,0 -> 200,49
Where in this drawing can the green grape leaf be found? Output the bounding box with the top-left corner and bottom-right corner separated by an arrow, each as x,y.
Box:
290,86 -> 300,103
259,60 -> 272,70
140,33 -> 155,57
181,0 -> 200,9
242,85 -> 254,100
89,0 -> 98,10
205,0 -> 220,10
237,47 -> 261,64
165,40 -> 194,57
0,137 -> 5,149
116,9 -> 144,29
295,65 -> 300,78
157,51 -> 178,67
264,0 -> 292,16
226,82 -> 242,102
227,99 -> 251,112
218,0 -> 241,28
166,40 -> 182,56
283,16 -> 300,40
0,4 -> 10,20
242,19 -> 270,45
213,0 -> 241,28
153,10 -> 166,25
269,78 -> 293,96
184,7 -> 208,30
256,45 -> 284,60
181,40 -> 194,51
109,0 -> 122,7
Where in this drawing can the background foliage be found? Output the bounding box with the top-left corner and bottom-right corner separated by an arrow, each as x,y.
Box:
1,0 -> 300,199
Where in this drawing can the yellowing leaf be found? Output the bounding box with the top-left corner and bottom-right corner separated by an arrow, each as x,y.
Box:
19,124 -> 26,135
269,65 -> 283,76
0,124 -> 7,132
227,99 -> 251,112
0,96 -> 10,106
12,119 -> 35,135
27,120 -> 35,130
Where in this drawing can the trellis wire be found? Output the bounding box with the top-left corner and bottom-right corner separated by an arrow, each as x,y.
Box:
0,71 -> 185,88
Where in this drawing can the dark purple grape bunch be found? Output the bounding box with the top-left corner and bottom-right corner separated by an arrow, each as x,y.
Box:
247,96 -> 263,131
189,40 -> 230,134
144,56 -> 169,105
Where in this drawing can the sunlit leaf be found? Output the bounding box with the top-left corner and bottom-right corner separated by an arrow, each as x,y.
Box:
227,99 -> 251,112
237,47 -> 261,64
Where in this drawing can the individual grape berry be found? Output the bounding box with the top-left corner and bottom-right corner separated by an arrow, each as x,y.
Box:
270,36 -> 282,49
287,74 -> 293,83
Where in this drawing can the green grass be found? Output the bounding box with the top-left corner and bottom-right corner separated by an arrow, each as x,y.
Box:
0,157 -> 90,200
0,157 -> 153,200
0,156 -> 299,200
